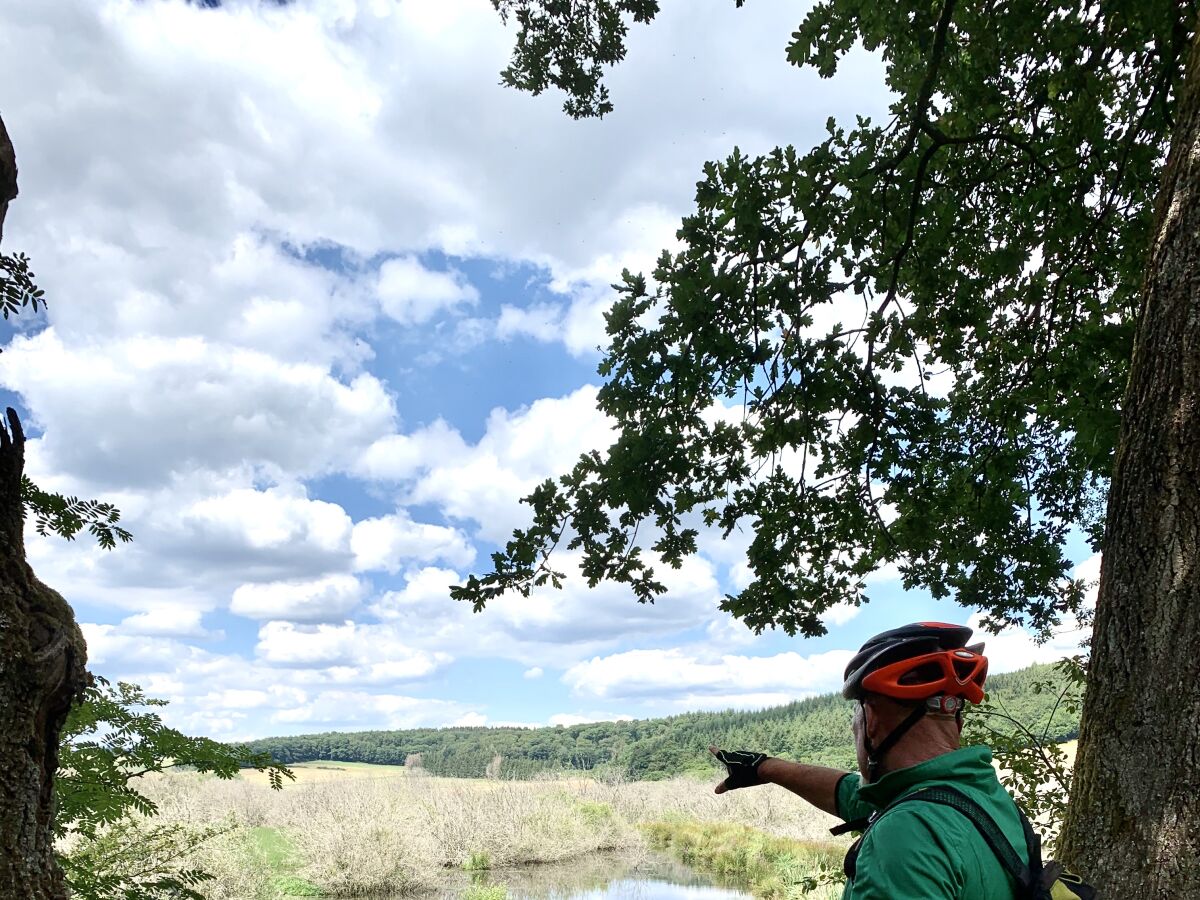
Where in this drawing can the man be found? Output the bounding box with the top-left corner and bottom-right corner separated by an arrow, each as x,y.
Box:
712,622 -> 1031,899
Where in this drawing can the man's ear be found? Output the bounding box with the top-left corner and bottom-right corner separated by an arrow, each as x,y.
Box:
859,696 -> 877,738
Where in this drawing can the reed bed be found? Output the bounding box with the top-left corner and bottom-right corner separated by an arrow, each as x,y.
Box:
643,820 -> 845,900
123,770 -> 847,898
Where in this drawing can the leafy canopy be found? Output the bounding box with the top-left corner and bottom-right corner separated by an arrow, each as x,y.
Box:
492,0 -> 666,118
458,0 -> 1194,635
57,677 -> 294,900
22,476 -> 131,549
57,677 -> 294,843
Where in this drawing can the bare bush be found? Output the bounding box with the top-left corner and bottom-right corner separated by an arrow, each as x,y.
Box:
131,769 -> 842,897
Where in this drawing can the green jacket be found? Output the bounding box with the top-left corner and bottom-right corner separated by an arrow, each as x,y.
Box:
836,746 -> 1029,900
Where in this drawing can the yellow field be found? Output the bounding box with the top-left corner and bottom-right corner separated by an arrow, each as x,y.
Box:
239,759 -> 410,786
993,738 -> 1077,774
1060,739 -> 1078,766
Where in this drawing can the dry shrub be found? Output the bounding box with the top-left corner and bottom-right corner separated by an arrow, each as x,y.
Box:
132,769 -> 844,897
584,775 -> 844,844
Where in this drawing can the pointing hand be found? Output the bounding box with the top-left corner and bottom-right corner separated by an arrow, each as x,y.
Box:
710,746 -> 768,794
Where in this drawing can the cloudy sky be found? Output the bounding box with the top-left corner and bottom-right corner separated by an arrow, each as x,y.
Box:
0,0 -> 1093,741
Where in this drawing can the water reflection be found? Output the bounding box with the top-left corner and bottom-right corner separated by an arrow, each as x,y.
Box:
428,851 -> 752,900
547,878 -> 751,900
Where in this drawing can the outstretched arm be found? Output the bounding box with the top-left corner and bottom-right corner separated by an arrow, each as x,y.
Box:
756,757 -> 847,818
710,746 -> 847,818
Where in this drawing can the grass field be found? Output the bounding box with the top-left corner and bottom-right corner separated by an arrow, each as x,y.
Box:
246,827 -> 323,897
239,760 -> 411,786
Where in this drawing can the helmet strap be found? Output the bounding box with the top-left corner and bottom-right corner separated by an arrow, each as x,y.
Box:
864,702 -> 928,783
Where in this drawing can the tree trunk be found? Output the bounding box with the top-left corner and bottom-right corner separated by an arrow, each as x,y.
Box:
0,114 -> 18,243
0,116 -> 88,899
1057,30 -> 1200,898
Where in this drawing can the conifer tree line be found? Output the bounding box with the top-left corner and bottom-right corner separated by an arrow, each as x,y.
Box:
244,663 -> 1078,780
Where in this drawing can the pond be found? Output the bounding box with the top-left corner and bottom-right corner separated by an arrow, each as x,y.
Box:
428,851 -> 754,900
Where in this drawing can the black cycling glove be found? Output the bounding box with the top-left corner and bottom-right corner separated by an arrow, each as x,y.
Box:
713,748 -> 768,790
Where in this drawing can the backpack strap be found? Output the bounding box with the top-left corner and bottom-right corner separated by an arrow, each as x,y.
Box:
898,787 -> 1039,898
830,814 -> 874,837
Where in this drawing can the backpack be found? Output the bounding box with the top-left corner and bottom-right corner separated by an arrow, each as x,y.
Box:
836,786 -> 1098,899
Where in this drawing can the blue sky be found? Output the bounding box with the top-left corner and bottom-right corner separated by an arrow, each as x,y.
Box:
0,0 -> 1094,740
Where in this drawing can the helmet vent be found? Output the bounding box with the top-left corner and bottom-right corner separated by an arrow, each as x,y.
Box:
899,662 -> 944,685
953,659 -> 977,680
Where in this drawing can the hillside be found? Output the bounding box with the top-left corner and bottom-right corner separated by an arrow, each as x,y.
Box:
243,662 -> 1080,780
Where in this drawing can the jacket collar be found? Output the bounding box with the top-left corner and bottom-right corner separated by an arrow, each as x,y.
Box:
857,745 -> 995,808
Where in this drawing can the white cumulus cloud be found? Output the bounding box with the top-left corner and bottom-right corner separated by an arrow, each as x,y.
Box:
357,386 -> 615,542
119,607 -> 215,639
377,256 -> 479,325
351,512 -> 474,572
0,331 -> 396,489
254,620 -> 448,675
563,647 -> 854,704
231,574 -> 367,622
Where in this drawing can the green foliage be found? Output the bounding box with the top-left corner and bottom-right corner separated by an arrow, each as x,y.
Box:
58,677 -> 294,842
575,800 -> 615,827
58,819 -> 229,900
465,0 -> 1195,636
245,663 -> 1077,781
964,655 -> 1086,850
273,875 -> 324,897
0,251 -> 46,318
492,0 -> 663,118
22,475 -> 132,550
464,851 -> 493,872
57,678 -> 294,900
247,826 -> 296,871
248,827 -> 324,897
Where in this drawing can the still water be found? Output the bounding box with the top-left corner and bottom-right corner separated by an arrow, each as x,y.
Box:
430,851 -> 753,900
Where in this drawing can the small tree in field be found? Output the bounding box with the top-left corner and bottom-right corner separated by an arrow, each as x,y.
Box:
56,678 -> 293,900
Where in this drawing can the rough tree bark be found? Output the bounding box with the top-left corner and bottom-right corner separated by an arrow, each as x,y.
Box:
0,115 -> 88,898
1057,30 -> 1200,898
0,114 -> 17,243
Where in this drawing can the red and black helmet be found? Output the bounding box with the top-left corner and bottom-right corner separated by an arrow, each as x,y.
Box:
841,622 -> 988,704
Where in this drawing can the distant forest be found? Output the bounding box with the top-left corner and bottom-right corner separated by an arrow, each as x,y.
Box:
243,663 -> 1079,780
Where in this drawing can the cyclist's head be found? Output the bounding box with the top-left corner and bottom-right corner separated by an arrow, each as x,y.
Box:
843,622 -> 988,781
